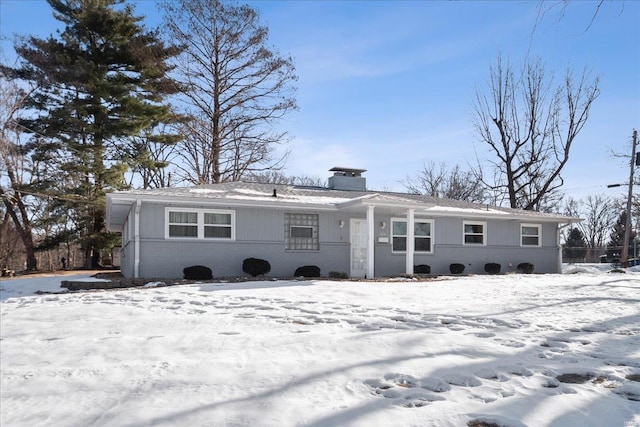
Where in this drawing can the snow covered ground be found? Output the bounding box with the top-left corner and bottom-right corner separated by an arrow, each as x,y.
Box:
1,266 -> 639,427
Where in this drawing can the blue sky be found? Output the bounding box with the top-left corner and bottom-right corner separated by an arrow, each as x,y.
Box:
1,0 -> 639,200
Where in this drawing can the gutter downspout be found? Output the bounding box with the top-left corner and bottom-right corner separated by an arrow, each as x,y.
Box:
134,199 -> 141,279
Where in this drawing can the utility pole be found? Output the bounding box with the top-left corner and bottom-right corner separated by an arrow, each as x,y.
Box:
620,129 -> 638,267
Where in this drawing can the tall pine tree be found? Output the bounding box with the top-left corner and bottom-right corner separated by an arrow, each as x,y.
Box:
563,227 -> 587,262
607,211 -> 637,261
3,0 -> 181,267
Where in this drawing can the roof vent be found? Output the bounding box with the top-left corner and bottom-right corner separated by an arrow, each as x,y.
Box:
328,167 -> 367,191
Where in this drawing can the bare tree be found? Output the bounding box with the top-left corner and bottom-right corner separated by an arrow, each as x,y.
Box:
248,171 -> 326,187
0,208 -> 24,270
403,161 -> 487,203
161,0 -> 298,185
473,55 -> 600,211
564,194 -> 617,261
0,78 -> 39,271
533,0 -> 624,35
592,195 -> 622,249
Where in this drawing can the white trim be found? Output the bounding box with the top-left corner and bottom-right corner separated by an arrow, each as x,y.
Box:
521,223 -> 542,247
390,218 -> 434,254
463,220 -> 487,246
165,207 -> 235,240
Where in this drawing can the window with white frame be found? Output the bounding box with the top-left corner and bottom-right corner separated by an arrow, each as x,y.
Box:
166,208 -> 234,239
285,213 -> 319,250
204,212 -> 232,238
391,218 -> 433,253
463,221 -> 486,245
521,223 -> 541,246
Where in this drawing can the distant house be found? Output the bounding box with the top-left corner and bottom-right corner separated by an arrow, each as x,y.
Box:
106,167 -> 578,279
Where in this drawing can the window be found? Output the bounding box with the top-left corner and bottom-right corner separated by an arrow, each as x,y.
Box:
285,213 -> 319,250
391,219 -> 433,253
521,224 -> 541,246
204,212 -> 232,238
166,208 -> 234,240
463,221 -> 486,245
290,226 -> 313,238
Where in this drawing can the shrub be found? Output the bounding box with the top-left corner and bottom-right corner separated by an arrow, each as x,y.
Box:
517,262 -> 535,274
183,265 -> 213,281
414,264 -> 431,274
484,263 -> 501,275
328,271 -> 348,279
294,265 -> 321,277
242,258 -> 271,277
449,263 -> 465,275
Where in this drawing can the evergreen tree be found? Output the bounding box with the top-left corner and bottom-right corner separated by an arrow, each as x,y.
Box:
563,227 -> 587,261
2,0 -> 181,267
607,211 -> 636,261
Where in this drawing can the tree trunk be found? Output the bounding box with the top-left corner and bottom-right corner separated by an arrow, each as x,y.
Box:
0,188 -> 37,271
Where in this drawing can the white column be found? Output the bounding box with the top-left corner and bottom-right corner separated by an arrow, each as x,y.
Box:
134,199 -> 141,278
406,208 -> 415,275
367,205 -> 375,279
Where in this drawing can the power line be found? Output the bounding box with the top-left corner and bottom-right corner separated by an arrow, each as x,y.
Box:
1,188 -> 103,205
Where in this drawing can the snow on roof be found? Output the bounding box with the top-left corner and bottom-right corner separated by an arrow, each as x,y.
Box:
425,206 -> 510,215
189,188 -> 225,194
108,181 -> 576,221
229,189 -> 351,205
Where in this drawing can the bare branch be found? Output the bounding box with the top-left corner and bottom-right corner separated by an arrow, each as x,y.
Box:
161,0 -> 297,184
472,55 -> 600,212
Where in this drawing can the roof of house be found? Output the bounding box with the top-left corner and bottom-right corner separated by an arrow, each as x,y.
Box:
106,181 -> 578,231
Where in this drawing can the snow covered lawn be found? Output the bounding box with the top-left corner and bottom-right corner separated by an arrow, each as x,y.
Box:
1,268 -> 639,427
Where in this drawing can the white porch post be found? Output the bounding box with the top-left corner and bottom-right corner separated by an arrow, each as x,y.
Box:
134,200 -> 141,279
367,205 -> 375,278
405,208 -> 415,275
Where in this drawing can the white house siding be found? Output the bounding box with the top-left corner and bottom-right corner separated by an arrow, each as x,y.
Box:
133,203 -> 351,279
370,216 -> 560,275
118,200 -> 564,279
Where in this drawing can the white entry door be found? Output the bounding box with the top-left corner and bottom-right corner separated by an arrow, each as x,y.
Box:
350,219 -> 368,278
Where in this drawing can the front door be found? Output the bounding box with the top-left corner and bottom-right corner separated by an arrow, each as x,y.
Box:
350,219 -> 368,278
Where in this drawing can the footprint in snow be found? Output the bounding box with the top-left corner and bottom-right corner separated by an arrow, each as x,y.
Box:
474,368 -> 509,382
363,374 -> 446,408
441,373 -> 482,387
468,332 -> 496,338
493,338 -> 526,348
500,365 -> 533,377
